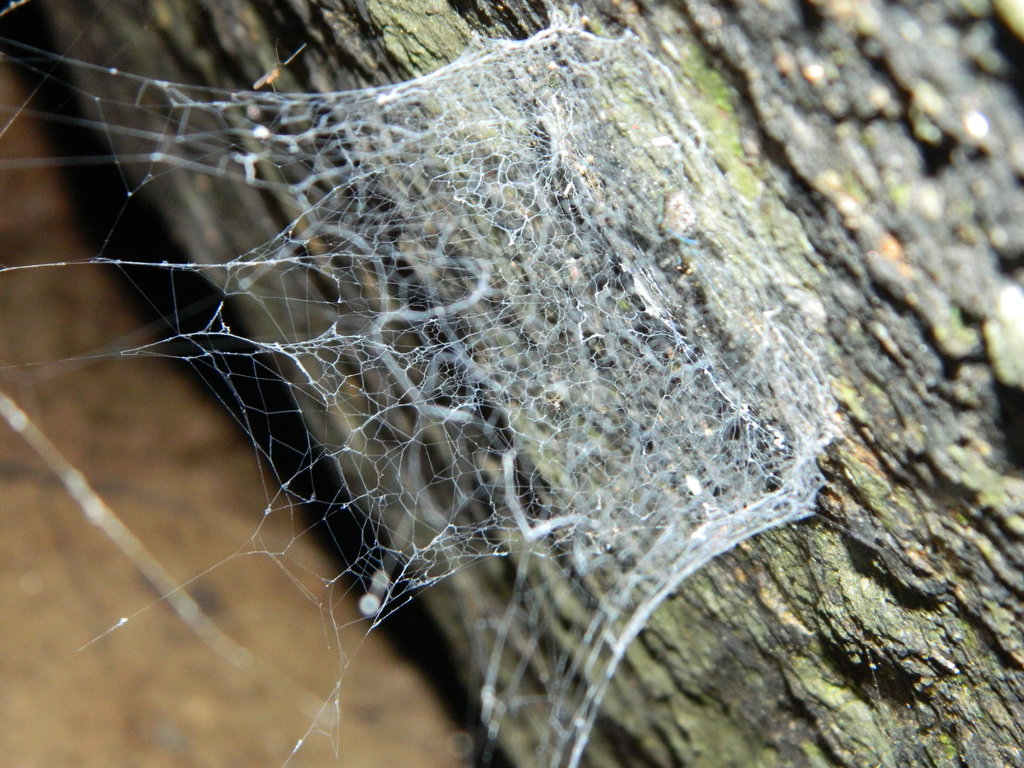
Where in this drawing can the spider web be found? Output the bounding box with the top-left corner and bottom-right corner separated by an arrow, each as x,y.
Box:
1,14 -> 834,767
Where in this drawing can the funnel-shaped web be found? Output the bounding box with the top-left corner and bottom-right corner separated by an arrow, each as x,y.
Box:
8,16 -> 835,767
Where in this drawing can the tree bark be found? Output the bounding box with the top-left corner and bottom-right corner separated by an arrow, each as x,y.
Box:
14,0 -> 1024,766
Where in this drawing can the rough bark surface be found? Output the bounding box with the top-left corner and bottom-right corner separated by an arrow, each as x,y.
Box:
12,0 -> 1024,766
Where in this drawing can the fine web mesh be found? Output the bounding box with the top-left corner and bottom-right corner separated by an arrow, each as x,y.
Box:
1,17 -> 834,767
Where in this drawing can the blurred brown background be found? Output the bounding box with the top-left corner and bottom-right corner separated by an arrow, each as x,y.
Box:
0,58 -> 469,768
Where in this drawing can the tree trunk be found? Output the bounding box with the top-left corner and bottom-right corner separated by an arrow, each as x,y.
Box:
13,0 -> 1024,766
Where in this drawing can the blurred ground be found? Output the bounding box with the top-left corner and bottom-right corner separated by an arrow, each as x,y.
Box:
0,62 -> 469,768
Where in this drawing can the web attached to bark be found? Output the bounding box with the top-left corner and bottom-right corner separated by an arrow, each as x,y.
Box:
1,18 -> 834,767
